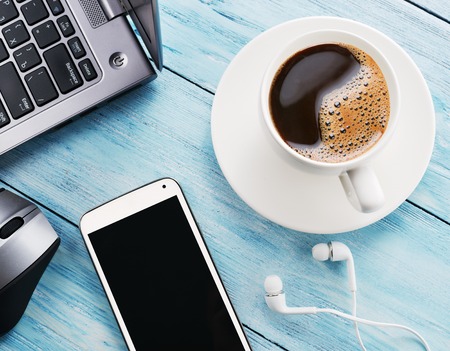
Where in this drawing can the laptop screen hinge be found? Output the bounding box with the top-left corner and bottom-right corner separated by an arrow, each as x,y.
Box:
98,0 -> 127,20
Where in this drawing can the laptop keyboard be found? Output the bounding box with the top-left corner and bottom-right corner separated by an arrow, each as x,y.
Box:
0,0 -> 99,130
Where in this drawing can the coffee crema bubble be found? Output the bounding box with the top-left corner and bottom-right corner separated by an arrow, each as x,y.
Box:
269,43 -> 390,163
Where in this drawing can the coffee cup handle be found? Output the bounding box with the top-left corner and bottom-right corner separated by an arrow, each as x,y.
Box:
345,166 -> 385,213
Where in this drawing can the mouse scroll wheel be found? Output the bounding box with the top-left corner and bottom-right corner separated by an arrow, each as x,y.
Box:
0,217 -> 25,239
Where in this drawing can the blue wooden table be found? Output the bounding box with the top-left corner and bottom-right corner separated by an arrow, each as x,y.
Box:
1,0 -> 449,350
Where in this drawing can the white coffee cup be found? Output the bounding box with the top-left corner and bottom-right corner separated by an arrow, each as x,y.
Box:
260,29 -> 400,213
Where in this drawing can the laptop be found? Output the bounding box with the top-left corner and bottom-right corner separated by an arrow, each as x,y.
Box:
0,0 -> 163,155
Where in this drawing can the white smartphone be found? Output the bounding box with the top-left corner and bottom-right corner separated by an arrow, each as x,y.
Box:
79,178 -> 253,351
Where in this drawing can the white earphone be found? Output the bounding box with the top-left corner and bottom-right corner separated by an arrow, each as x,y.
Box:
312,241 -> 356,292
264,241 -> 431,351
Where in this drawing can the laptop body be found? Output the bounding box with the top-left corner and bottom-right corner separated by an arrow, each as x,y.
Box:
0,0 -> 162,155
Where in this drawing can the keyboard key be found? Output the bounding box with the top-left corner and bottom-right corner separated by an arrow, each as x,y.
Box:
2,20 -> 30,49
46,0 -> 64,15
32,20 -> 60,48
0,62 -> 34,118
25,67 -> 58,106
21,0 -> 49,25
78,58 -> 97,81
0,101 -> 10,128
13,43 -> 41,72
0,39 -> 9,62
44,43 -> 83,93
68,37 -> 85,59
0,0 -> 19,25
56,15 -> 74,37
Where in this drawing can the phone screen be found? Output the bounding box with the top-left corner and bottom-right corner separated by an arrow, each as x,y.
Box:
86,193 -> 250,350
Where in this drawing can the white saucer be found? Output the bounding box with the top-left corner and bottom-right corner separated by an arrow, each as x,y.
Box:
211,16 -> 435,234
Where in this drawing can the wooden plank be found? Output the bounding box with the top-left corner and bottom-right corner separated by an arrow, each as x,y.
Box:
0,0 -> 448,349
409,0 -> 450,21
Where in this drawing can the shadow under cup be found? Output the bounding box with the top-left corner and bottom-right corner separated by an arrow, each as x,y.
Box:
261,30 -> 400,213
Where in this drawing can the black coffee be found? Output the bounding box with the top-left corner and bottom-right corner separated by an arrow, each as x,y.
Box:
269,43 -> 390,163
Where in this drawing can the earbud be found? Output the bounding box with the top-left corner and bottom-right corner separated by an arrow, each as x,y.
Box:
312,241 -> 357,292
263,243 -> 431,351
264,275 -> 317,315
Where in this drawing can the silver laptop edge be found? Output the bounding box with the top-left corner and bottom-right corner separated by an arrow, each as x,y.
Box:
0,0 -> 162,155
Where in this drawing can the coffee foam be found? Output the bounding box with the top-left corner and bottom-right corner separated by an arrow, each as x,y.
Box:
294,43 -> 390,163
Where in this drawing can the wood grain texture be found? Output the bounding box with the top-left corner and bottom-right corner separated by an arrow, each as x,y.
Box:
410,0 -> 450,21
0,0 -> 448,350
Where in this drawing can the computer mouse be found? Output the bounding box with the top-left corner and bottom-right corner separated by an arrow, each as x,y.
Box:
0,188 -> 60,336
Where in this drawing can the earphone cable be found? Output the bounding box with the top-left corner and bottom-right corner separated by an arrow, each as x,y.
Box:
317,307 -> 431,351
351,291 -> 367,351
